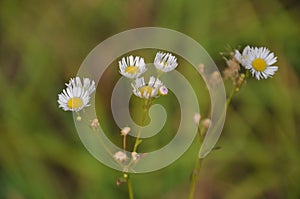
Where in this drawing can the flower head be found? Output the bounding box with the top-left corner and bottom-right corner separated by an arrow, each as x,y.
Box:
235,46 -> 278,80
154,52 -> 178,72
58,77 -> 96,112
246,47 -> 278,80
131,76 -> 163,99
119,55 -> 146,78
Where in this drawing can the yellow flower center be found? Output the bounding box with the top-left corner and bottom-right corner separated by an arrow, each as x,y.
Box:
252,58 -> 267,72
125,66 -> 139,75
161,61 -> 168,67
67,97 -> 83,109
139,86 -> 153,97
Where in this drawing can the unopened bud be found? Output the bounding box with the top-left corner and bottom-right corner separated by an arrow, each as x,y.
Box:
131,152 -> 140,161
198,64 -> 205,74
90,118 -> 99,129
114,151 -> 128,163
202,118 -> 211,129
159,86 -> 168,96
121,127 -> 131,136
193,113 -> 201,126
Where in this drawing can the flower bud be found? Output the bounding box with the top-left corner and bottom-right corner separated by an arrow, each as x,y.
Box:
121,127 -> 131,136
193,113 -> 201,126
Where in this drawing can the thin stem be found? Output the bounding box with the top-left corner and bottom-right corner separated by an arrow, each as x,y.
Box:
188,72 -> 249,199
127,175 -> 134,199
188,127 -> 205,199
123,135 -> 126,151
188,158 -> 203,199
126,98 -> 153,199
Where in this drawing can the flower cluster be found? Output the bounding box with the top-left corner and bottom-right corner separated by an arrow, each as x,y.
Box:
234,46 -> 278,80
118,51 -> 178,99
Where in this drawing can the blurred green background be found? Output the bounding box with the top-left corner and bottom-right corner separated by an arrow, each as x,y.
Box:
1,0 -> 300,198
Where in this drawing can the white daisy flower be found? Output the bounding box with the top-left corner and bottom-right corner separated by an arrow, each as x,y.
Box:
119,55 -> 146,78
58,77 -> 96,112
154,51 -> 178,72
234,45 -> 251,67
131,76 -> 163,99
245,47 -> 278,80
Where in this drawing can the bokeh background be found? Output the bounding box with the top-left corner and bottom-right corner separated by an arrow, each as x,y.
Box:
1,0 -> 300,198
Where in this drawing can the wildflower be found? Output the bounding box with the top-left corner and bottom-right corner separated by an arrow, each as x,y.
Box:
114,151 -> 128,163
57,77 -> 95,112
131,76 -> 163,99
154,51 -> 178,72
121,127 -> 131,136
234,46 -> 278,80
245,47 -> 278,80
119,55 -> 146,78
158,86 -> 168,96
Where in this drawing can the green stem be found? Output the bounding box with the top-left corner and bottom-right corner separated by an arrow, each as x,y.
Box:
133,99 -> 152,152
188,158 -> 203,199
126,98 -> 153,199
188,72 -> 249,199
127,175 -> 134,199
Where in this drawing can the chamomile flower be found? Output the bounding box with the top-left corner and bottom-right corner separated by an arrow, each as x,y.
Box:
131,76 -> 163,99
245,47 -> 278,80
119,55 -> 146,78
154,51 -> 178,72
234,45 -> 251,67
58,77 -> 95,112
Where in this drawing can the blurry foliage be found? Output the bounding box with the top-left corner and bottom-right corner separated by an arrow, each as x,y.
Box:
0,0 -> 300,198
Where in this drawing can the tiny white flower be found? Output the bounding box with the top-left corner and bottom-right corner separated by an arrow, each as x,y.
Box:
131,76 -> 163,99
158,86 -> 168,96
119,55 -> 146,78
245,46 -> 278,80
114,151 -> 128,162
120,127 -> 131,136
58,77 -> 96,112
234,45 -> 251,67
154,51 -> 178,72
